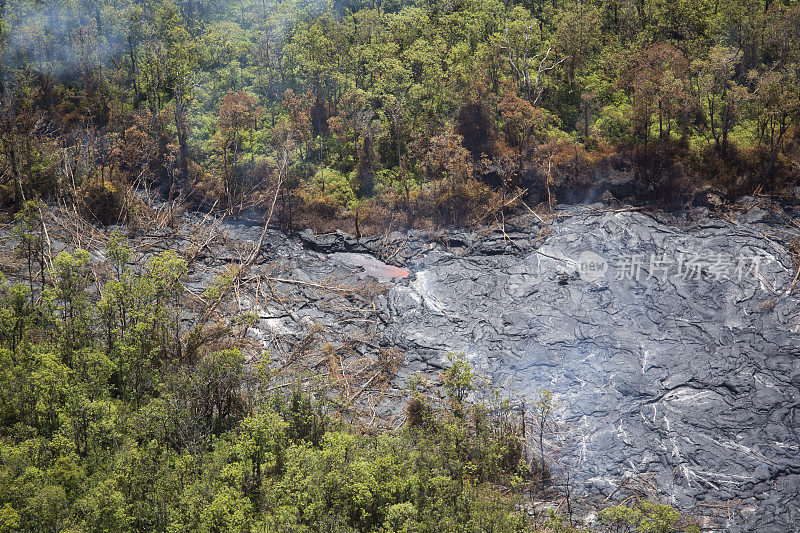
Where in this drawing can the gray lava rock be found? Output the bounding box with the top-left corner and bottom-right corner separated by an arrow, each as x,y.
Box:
174,203 -> 800,530
382,207 -> 800,531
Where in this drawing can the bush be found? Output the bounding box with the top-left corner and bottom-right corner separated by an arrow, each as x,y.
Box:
80,181 -> 124,225
404,397 -> 433,428
299,191 -> 344,219
296,167 -> 358,221
411,178 -> 500,227
598,499 -> 699,533
594,102 -> 634,146
311,168 -> 356,209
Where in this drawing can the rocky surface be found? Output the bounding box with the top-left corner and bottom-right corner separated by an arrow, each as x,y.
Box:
301,202 -> 800,531
378,205 -> 800,532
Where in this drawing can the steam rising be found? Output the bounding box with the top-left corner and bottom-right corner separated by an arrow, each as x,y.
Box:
3,0 -> 122,78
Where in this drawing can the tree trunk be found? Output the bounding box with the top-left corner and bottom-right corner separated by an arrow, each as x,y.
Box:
128,36 -> 141,105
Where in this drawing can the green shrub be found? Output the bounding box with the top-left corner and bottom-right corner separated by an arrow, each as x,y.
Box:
599,499 -> 688,533
594,102 -> 634,146
311,168 -> 356,210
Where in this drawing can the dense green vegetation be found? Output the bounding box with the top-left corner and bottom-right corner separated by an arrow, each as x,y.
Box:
0,0 -> 798,229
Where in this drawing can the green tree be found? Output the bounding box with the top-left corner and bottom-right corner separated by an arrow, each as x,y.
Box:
441,353 -> 475,408
0,280 -> 32,357
13,201 -> 46,298
45,250 -> 93,364
751,67 -> 800,178
692,46 -> 748,158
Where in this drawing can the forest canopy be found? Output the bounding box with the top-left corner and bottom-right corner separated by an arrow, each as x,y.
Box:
0,0 -> 798,228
